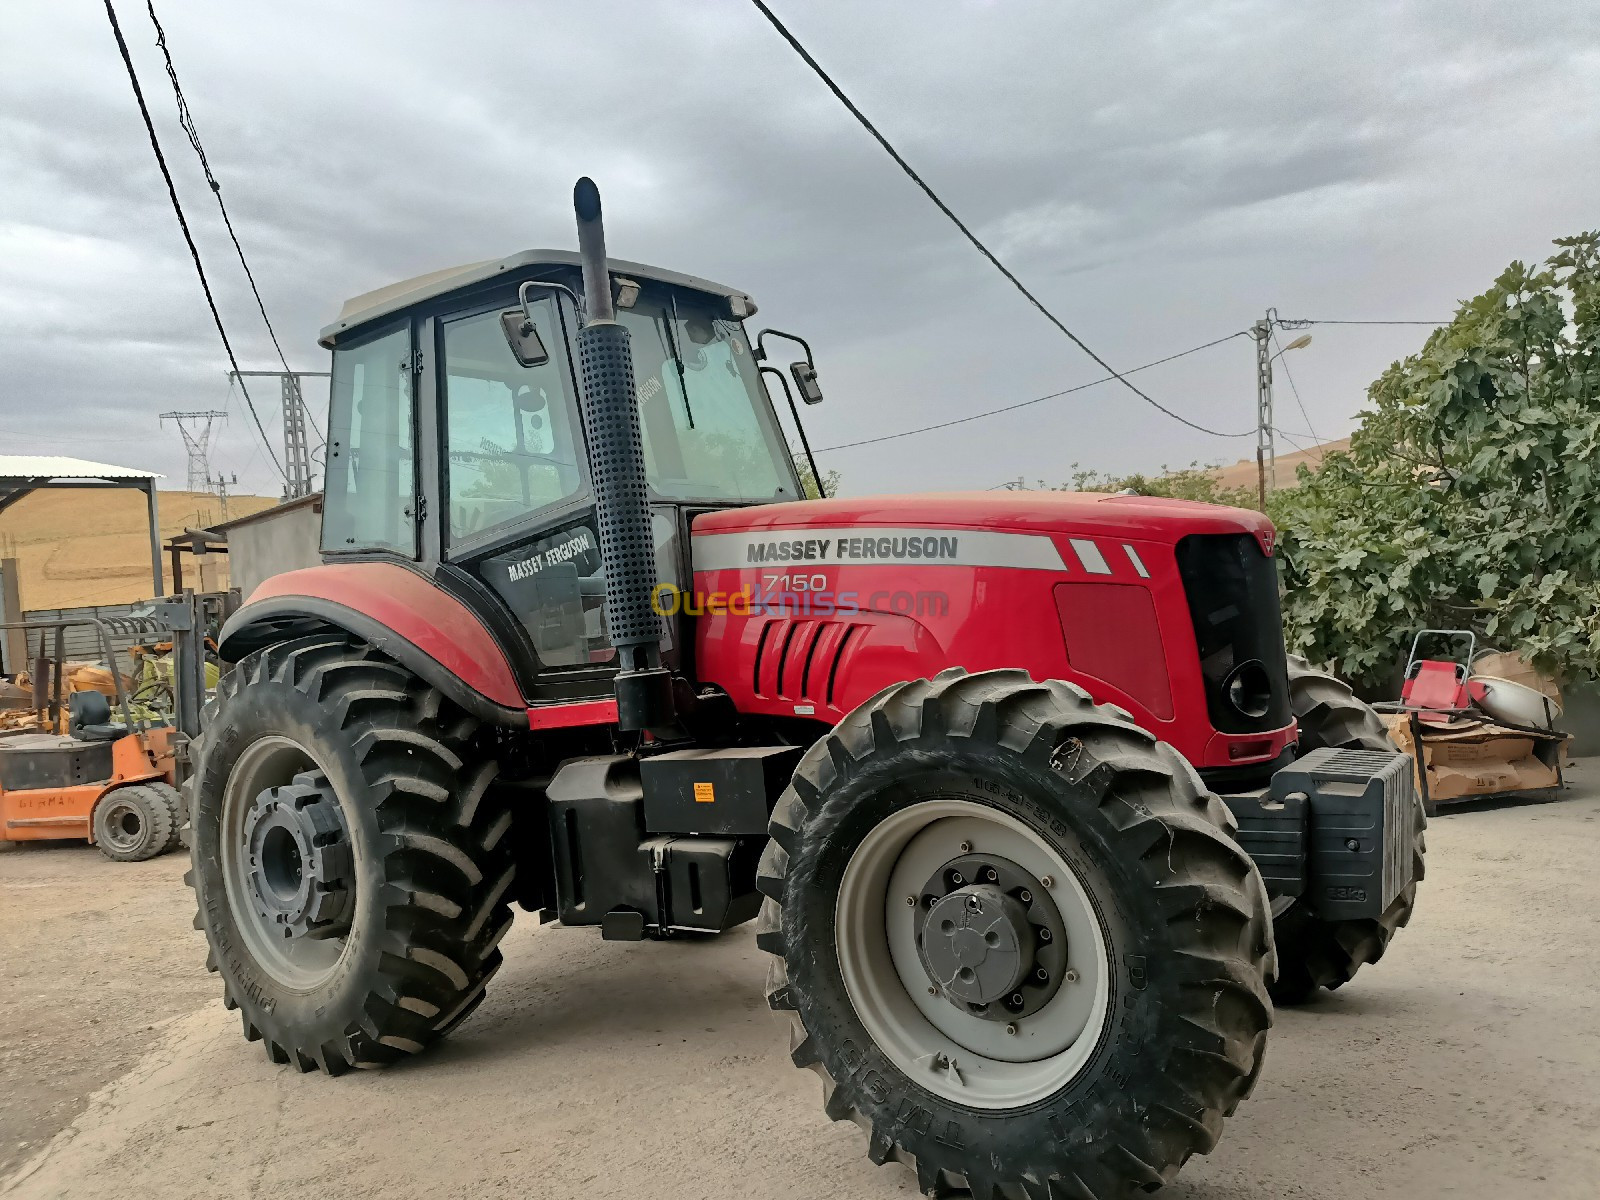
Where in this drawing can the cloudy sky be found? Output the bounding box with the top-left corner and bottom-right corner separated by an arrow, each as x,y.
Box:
3,0 -> 1597,499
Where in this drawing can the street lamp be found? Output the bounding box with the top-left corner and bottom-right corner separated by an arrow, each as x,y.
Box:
1253,321 -> 1312,510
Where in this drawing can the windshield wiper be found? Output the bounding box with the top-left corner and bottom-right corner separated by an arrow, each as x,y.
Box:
663,294 -> 695,429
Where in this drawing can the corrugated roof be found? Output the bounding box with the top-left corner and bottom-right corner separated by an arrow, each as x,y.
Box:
0,455 -> 162,481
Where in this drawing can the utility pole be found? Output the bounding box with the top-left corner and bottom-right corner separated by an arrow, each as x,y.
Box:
229,370 -> 331,499
206,471 -> 239,523
1253,309 -> 1313,510
160,410 -> 228,493
1253,318 -> 1273,512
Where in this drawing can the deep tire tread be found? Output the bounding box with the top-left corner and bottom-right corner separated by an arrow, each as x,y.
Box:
186,634 -> 514,1075
761,668 -> 1274,1199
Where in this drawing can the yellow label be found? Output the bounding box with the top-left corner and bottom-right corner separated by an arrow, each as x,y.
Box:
693,781 -> 715,804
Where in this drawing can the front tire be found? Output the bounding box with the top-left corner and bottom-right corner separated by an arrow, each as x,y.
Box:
759,669 -> 1274,1198
186,635 -> 515,1074
1273,655 -> 1425,1005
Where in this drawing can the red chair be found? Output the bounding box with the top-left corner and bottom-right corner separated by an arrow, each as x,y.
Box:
1393,629 -> 1478,723
1400,659 -> 1471,722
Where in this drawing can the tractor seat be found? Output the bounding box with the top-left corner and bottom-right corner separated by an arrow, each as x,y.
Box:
68,690 -> 128,742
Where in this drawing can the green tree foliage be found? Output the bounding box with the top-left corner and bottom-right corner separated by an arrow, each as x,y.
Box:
1272,231 -> 1600,685
1061,463 -> 1256,507
793,449 -> 842,500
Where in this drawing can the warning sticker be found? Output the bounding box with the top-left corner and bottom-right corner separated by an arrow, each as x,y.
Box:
693,781 -> 716,804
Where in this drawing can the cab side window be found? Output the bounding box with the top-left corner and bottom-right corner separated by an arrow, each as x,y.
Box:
322,325 -> 415,554
442,298 -> 582,544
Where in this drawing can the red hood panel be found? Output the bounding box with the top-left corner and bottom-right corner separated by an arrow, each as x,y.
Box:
692,491 -> 1273,545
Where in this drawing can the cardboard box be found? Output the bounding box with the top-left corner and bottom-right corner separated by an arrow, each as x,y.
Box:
1383,712 -> 1565,805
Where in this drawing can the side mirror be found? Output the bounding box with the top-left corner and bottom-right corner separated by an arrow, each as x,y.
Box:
500,309 -> 550,367
790,360 -> 823,405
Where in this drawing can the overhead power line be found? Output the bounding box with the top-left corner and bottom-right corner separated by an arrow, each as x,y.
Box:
749,1 -> 1251,440
1297,319 -> 1445,326
817,330 -> 1250,453
102,0 -> 287,483
1270,327 -> 1321,449
145,1 -> 322,445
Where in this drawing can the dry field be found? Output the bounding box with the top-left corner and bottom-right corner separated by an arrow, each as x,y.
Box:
0,489 -> 276,611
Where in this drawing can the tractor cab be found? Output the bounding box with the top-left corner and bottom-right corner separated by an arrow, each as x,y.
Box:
309,250 -> 813,707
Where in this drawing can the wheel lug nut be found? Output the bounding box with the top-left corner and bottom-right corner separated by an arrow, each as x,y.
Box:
1064,968 -> 1079,983
1019,889 -> 1032,904
1005,1023 -> 1018,1036
983,868 -> 997,882
959,841 -> 972,853
905,894 -> 917,906
1040,875 -> 1054,888
1038,928 -> 1052,942
950,872 -> 964,885
1035,967 -> 1048,981
1009,993 -> 1024,1007
928,985 -> 939,996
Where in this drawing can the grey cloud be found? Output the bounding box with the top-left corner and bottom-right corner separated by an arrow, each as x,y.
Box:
2,0 -> 1597,496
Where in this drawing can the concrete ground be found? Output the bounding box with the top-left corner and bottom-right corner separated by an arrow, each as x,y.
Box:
3,769 -> 1598,1200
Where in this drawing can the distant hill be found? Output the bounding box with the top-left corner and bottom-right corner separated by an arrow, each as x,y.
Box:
1209,437 -> 1351,493
0,489 -> 279,611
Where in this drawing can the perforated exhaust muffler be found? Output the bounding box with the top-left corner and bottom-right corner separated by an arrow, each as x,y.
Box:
572,177 -> 675,732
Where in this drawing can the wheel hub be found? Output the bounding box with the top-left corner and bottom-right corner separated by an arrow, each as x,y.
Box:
240,773 -> 353,942
921,885 -> 1033,1006
913,852 -> 1068,1020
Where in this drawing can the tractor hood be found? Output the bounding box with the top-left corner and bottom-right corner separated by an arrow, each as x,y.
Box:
691,491 -> 1275,551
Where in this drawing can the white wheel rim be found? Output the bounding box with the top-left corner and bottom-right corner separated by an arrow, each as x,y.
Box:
219,735 -> 351,990
835,798 -> 1113,1109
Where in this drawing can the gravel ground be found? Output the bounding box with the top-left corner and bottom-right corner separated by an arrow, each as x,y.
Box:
2,767 -> 1597,1199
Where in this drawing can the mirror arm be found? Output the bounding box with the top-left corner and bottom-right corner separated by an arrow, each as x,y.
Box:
760,365 -> 827,499
519,279 -> 583,320
754,327 -> 815,367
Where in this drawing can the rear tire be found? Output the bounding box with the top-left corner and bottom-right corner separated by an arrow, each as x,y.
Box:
758,669 -> 1274,1198
146,781 -> 185,852
186,635 -> 514,1074
92,784 -> 174,862
1273,655 -> 1425,1005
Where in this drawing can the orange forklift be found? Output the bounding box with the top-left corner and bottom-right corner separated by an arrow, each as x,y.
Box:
0,611 -> 194,861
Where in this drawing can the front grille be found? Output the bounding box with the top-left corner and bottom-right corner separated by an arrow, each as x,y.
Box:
752,618 -> 863,709
1174,533 -> 1291,734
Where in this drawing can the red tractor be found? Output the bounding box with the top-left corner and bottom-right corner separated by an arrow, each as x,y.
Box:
186,180 -> 1423,1198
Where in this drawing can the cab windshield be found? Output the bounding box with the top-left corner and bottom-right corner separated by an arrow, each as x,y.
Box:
617,293 -> 800,503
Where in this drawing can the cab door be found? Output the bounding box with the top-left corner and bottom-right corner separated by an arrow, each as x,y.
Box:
431,291 -> 618,703
428,288 -> 689,707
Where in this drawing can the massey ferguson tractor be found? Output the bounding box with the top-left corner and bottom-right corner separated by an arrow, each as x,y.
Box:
186,179 -> 1424,1198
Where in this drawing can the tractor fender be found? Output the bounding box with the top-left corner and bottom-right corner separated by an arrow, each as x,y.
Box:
218,563 -> 528,725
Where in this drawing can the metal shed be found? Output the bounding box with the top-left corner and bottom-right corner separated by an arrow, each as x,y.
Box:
0,456 -> 165,598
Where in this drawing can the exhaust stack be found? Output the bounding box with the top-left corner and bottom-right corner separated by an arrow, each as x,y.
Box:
572,177 -> 675,732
